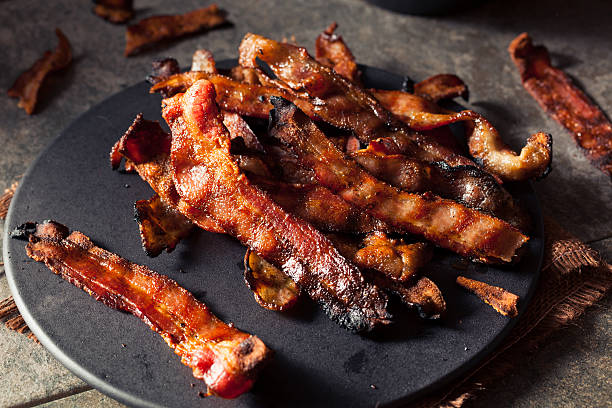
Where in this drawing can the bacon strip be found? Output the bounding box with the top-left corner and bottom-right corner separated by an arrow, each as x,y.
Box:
509,33 -> 612,179
7,29 -> 72,114
14,220 -> 271,398
163,79 -> 390,331
315,22 -> 361,84
414,74 -> 469,103
268,97 -> 528,264
456,276 -> 519,317
93,0 -> 134,24
124,5 -> 228,56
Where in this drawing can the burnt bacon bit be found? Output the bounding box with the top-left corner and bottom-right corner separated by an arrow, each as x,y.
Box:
414,74 -> 469,103
146,58 -> 180,90
243,249 -> 300,311
124,5 -> 228,56
315,22 -> 361,84
268,97 -> 528,264
15,220 -> 272,398
163,79 -> 390,331
92,0 -> 134,24
134,194 -> 194,257
456,276 -> 519,318
7,29 -> 72,115
509,33 -> 612,179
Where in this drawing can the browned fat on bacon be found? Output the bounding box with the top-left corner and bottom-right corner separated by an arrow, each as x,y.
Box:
268,97 -> 528,264
162,79 -> 390,331
456,276 -> 519,317
124,5 -> 228,56
414,74 -> 469,103
13,220 -> 271,399
7,29 -> 72,115
509,33 -> 612,179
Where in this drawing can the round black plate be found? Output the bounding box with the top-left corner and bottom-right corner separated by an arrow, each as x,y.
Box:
4,60 -> 543,408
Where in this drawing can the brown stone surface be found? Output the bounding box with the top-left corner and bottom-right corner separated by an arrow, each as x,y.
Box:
0,0 -> 609,406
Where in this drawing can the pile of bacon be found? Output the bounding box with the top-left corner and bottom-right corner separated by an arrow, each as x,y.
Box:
111,25 -> 549,332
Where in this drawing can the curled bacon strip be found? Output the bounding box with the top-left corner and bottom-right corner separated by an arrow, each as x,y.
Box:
124,5 -> 228,56
268,97 -> 528,264
414,74 -> 469,103
14,220 -> 272,398
315,22 -> 361,84
7,29 -> 72,114
509,33 -> 612,179
163,79 -> 390,331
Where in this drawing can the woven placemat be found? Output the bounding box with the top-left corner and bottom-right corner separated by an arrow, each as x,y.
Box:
0,183 -> 610,407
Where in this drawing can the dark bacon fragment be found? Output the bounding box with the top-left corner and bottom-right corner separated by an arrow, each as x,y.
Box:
92,0 -> 134,24
124,5 -> 228,56
14,220 -> 272,398
268,97 -> 529,264
371,275 -> 446,319
163,79 -> 390,331
146,58 -> 180,92
457,276 -> 519,317
134,194 -> 194,257
414,74 -> 469,103
7,29 -> 72,115
244,249 -> 300,311
315,22 -> 361,84
509,33 -> 612,179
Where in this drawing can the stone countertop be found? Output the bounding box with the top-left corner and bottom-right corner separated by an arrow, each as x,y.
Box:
0,0 -> 610,407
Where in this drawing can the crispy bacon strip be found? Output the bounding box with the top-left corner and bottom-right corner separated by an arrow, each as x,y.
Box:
268,97 -> 528,263
509,33 -> 612,178
163,79 -> 389,331
315,22 -> 361,84
7,29 -> 72,115
134,194 -> 194,257
124,5 -> 228,56
414,74 -> 469,103
14,220 -> 271,398
456,276 -> 519,317
93,0 -> 134,24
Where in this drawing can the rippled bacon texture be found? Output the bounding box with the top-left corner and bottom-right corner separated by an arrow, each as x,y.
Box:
16,220 -> 271,398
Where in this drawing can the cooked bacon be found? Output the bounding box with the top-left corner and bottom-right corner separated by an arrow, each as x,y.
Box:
315,22 -> 361,84
456,276 -> 519,317
163,79 -> 390,331
93,0 -> 134,24
124,5 -> 228,56
414,74 -> 469,103
244,249 -> 300,311
228,66 -> 263,85
268,97 -> 528,263
509,33 -> 612,179
14,220 -> 272,398
7,29 -> 72,115
146,58 -> 180,92
370,275 -> 446,319
134,194 -> 194,257
191,49 -> 217,73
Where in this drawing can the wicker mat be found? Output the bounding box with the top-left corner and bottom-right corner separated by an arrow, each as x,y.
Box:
0,183 -> 610,407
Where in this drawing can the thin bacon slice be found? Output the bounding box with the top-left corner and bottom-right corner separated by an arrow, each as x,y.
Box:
163,79 -> 390,331
93,0 -> 134,24
509,33 -> 612,179
124,5 -> 228,56
134,194 -> 194,257
315,22 -> 361,84
456,276 -> 519,317
268,97 -> 528,264
414,74 -> 469,103
7,29 -> 72,114
14,220 -> 272,398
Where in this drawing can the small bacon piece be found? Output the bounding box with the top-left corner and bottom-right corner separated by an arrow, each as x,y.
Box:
134,194 -> 194,257
146,58 -> 181,92
371,275 -> 446,319
244,249 -> 300,311
268,97 -> 528,264
7,29 -> 72,115
163,79 -> 390,331
414,74 -> 469,103
191,49 -> 217,73
315,22 -> 361,84
92,0 -> 134,24
14,220 -> 272,398
509,33 -> 612,178
456,276 -> 519,317
124,5 -> 228,56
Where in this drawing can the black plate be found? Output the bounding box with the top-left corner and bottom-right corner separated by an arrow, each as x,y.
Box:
3,60 -> 543,408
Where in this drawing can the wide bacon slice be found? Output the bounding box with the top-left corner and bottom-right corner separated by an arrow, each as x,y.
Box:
163,79 -> 390,331
509,33 -> 612,179
268,97 -> 528,264
14,220 -> 271,399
